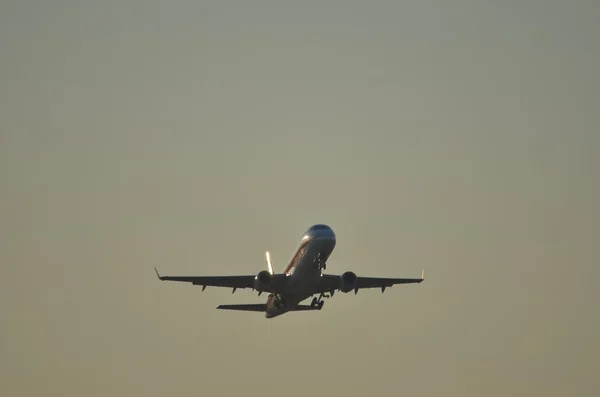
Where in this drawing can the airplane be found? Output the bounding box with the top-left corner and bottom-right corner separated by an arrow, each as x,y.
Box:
154,224 -> 424,318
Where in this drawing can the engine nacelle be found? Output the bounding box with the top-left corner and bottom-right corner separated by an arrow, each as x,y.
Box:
340,271 -> 358,293
254,270 -> 272,291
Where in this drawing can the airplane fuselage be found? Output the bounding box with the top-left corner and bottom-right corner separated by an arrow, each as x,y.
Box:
264,224 -> 336,318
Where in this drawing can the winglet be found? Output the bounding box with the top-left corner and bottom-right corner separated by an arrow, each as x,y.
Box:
154,267 -> 164,281
421,269 -> 425,280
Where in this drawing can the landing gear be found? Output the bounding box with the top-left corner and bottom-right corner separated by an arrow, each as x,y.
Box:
313,252 -> 327,270
310,293 -> 329,309
310,297 -> 325,309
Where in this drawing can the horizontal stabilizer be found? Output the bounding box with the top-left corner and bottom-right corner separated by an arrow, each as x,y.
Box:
217,304 -> 266,312
216,304 -> 323,312
292,305 -> 324,311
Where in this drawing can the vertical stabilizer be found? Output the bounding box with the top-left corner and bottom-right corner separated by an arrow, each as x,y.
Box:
266,251 -> 274,274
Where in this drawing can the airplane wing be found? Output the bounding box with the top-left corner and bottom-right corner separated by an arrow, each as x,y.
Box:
316,270 -> 424,294
154,267 -> 255,291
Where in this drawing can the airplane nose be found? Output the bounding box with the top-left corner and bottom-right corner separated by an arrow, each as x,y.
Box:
324,228 -> 336,240
306,224 -> 336,240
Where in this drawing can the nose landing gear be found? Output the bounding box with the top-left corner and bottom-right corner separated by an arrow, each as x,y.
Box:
313,252 -> 327,270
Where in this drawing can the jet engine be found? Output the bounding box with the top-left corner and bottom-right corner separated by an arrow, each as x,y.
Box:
254,270 -> 272,291
340,271 -> 358,293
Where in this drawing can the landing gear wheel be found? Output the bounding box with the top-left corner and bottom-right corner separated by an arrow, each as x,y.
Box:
318,292 -> 330,301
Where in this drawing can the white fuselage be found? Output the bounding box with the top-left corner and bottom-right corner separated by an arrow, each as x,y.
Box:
265,225 -> 336,318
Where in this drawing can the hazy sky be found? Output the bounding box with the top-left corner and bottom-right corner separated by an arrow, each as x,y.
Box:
1,1 -> 599,396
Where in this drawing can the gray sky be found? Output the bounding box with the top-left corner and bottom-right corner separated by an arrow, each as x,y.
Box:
1,1 -> 599,396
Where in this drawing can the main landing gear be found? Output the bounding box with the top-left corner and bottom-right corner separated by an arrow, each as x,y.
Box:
314,252 -> 327,270
310,293 -> 330,310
